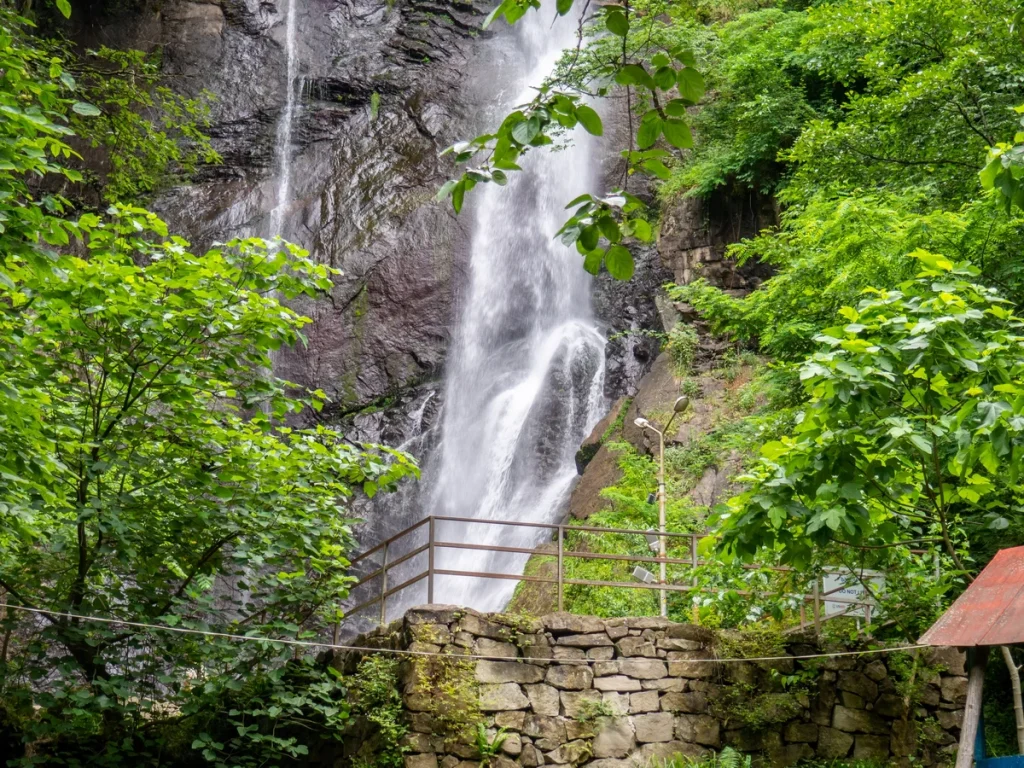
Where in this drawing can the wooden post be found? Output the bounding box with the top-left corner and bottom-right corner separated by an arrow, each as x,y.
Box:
956,646 -> 989,768
379,541 -> 389,626
557,525 -> 564,612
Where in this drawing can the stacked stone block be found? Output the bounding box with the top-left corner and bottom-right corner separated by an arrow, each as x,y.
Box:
341,607 -> 967,768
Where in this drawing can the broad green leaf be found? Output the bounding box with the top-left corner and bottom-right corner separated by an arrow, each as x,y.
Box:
580,225 -> 600,251
654,66 -> 677,91
605,245 -> 634,280
575,105 -> 603,136
557,0 -> 574,15
615,64 -> 656,90
641,158 -> 671,179
637,118 -> 661,149
72,102 -> 101,117
56,0 -> 72,17
661,119 -> 692,149
582,248 -> 604,275
677,68 -> 705,103
606,9 -> 628,36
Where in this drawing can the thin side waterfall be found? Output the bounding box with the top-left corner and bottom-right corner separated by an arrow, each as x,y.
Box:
427,5 -> 607,612
269,0 -> 300,240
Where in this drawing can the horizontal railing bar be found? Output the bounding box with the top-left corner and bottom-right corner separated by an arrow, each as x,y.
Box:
431,515 -> 701,539
349,517 -> 430,566
347,572 -> 429,617
431,569 -> 874,606
353,544 -> 430,589
434,540 -> 698,567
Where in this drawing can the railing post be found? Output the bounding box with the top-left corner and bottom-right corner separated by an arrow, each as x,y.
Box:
812,578 -> 821,637
557,525 -> 564,612
690,534 -> 699,623
427,516 -> 435,604
379,541 -> 389,626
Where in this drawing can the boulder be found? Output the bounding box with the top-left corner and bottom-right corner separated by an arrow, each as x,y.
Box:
634,712 -> 676,743
546,665 -> 594,690
660,691 -> 707,714
479,683 -> 530,711
523,715 -> 566,741
592,718 -> 637,758
676,714 -> 721,747
853,734 -> 891,761
460,614 -> 510,641
520,743 -> 544,767
618,659 -> 668,680
838,671 -> 879,702
783,722 -> 819,743
634,741 -> 706,761
476,661 -> 545,685
545,740 -> 591,765
941,676 -> 968,705
405,755 -> 438,768
863,660 -> 888,682
557,633 -> 614,648
526,684 -> 562,717
495,711 -> 526,731
817,727 -> 854,759
616,637 -> 658,657
543,614 -> 606,635
595,676 -> 643,692
560,690 -> 604,719
476,638 -> 519,658
602,692 -> 631,716
501,733 -> 523,756
832,705 -> 889,734
630,691 -> 661,714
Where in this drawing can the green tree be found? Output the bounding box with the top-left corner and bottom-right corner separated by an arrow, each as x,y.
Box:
715,253 -> 1024,575
0,9 -> 418,764
435,0 -> 707,281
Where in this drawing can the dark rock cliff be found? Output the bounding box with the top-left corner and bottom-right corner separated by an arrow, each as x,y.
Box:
75,0 -> 498,423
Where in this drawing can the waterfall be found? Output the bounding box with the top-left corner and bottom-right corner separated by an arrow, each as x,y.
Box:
269,0 -> 300,240
427,5 -> 607,612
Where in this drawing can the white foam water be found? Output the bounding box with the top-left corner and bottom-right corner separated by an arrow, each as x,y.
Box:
427,3 -> 607,612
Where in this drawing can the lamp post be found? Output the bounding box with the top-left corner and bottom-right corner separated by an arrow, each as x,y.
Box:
634,395 -> 691,617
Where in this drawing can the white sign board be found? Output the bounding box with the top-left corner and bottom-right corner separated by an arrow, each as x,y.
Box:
822,570 -> 885,619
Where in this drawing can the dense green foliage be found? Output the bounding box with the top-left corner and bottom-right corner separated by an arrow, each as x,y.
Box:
0,7 -> 417,765
668,0 -> 1024,355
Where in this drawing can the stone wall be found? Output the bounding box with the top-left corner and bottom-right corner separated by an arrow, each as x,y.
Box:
337,607 -> 967,768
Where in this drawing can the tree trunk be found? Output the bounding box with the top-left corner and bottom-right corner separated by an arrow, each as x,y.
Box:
1001,646 -> 1024,754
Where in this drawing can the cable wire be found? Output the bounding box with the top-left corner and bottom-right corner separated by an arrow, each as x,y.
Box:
2,603 -> 932,665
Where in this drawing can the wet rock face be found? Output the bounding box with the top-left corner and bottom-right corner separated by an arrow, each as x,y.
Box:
78,0 -> 500,412
657,189 -> 776,291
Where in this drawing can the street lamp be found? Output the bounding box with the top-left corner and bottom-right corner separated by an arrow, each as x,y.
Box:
634,395 -> 691,617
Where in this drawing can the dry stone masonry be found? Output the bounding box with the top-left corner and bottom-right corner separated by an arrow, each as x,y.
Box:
338,607 -> 968,768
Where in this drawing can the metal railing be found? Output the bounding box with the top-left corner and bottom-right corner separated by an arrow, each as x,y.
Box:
344,515 -> 879,631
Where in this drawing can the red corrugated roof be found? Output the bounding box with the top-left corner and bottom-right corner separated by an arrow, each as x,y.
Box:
919,546 -> 1024,647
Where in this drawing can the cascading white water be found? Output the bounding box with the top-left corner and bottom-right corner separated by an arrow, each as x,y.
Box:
269,0 -> 300,239
428,5 -> 607,612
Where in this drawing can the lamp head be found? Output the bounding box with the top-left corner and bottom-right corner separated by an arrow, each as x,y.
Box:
634,417 -> 651,429
674,396 -> 691,414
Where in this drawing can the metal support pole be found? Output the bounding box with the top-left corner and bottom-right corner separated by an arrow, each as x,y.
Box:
427,516 -> 435,604
690,534 -> 699,622
557,525 -> 564,612
379,541 -> 389,626
658,430 -> 667,618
